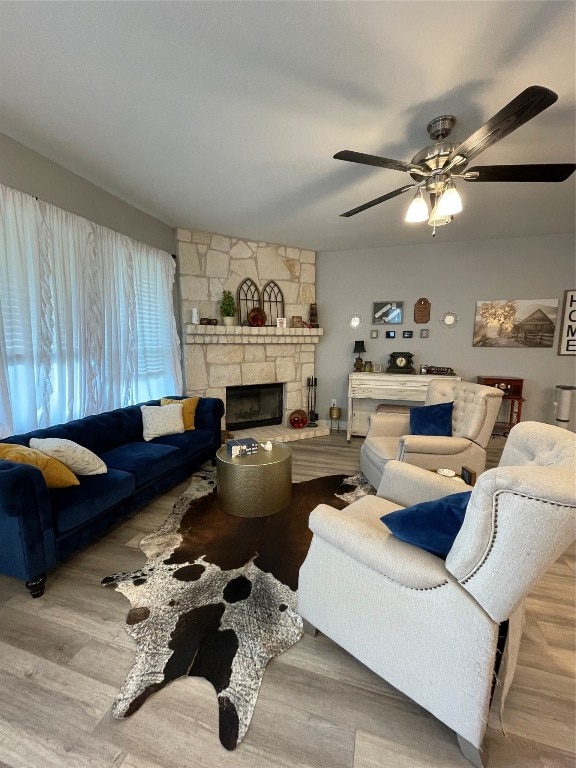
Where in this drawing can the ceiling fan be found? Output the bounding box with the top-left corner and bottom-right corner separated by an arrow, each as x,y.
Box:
334,85 -> 575,235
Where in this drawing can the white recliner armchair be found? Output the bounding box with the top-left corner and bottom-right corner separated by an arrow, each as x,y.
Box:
299,421 -> 576,767
360,379 -> 504,489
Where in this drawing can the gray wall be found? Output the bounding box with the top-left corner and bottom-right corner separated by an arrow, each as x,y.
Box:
317,233 -> 576,430
0,132 -> 174,252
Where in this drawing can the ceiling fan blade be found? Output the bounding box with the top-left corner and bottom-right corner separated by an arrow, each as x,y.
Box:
447,86 -> 558,167
340,184 -> 416,217
334,150 -> 426,175
464,164 -> 576,182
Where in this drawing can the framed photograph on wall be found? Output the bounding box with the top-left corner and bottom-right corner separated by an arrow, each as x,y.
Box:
558,290 -> 576,355
373,301 -> 403,325
473,298 -> 558,348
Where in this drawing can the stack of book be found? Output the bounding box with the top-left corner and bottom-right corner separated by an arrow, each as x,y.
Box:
226,437 -> 259,457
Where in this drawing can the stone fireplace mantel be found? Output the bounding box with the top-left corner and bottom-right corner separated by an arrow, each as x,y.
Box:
185,325 -> 323,343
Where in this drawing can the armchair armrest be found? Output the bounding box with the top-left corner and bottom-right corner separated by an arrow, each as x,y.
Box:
399,435 -> 472,456
367,412 -> 410,438
0,460 -> 53,580
376,459 -> 472,507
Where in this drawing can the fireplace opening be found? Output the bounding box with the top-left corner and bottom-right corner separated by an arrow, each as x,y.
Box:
226,383 -> 283,430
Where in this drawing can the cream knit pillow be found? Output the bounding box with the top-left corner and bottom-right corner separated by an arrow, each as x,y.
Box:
141,403 -> 185,441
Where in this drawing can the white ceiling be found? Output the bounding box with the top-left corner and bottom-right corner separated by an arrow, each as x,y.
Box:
0,1 -> 574,252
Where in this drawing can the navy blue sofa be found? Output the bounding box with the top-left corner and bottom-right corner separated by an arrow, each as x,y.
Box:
0,397 -> 224,597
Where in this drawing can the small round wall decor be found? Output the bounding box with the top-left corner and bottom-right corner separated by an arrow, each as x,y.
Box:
440,311 -> 459,328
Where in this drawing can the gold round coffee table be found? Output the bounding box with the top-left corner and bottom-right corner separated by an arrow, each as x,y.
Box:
216,442 -> 292,517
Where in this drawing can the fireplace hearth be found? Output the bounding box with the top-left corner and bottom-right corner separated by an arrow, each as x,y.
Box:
226,383 -> 283,430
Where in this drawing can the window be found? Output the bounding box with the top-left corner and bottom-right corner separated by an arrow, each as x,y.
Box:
0,183 -> 181,436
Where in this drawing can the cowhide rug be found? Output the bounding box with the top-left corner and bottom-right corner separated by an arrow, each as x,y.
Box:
102,467 -> 374,750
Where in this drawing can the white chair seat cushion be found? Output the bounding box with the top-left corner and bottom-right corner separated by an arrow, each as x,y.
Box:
309,496 -> 450,589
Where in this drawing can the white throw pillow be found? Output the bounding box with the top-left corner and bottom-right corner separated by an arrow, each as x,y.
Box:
141,403 -> 184,441
29,437 -> 107,475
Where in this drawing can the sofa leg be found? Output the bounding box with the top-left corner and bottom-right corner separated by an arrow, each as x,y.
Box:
457,735 -> 485,768
302,619 -> 319,637
25,573 -> 47,598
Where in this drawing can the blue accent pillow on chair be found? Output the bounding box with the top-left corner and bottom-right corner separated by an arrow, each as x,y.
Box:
381,491 -> 472,558
410,401 -> 454,436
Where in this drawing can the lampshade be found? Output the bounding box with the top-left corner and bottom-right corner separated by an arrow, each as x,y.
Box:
405,190 -> 429,223
428,204 -> 452,227
353,340 -> 366,354
436,181 -> 463,217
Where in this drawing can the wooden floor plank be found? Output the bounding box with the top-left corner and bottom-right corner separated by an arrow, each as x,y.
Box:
0,433 -> 573,768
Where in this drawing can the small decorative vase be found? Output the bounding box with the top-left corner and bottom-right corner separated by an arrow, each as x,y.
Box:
222,316 -> 235,327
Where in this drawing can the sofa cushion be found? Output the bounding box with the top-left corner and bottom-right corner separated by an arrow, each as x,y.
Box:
410,401 -> 453,437
141,403 -> 184,441
152,428 -> 215,463
30,438 -> 107,475
381,491 -> 472,559
100,442 -> 182,488
51,469 -> 135,534
0,444 -> 79,488
161,397 -> 199,430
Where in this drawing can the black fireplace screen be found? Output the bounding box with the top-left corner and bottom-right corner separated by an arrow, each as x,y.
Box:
226,383 -> 283,430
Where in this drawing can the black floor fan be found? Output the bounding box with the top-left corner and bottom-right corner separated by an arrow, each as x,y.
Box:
306,377 -> 318,427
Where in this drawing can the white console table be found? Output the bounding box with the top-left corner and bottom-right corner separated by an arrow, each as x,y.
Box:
347,372 -> 461,441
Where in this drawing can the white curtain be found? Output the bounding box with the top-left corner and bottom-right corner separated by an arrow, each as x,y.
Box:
0,183 -> 181,437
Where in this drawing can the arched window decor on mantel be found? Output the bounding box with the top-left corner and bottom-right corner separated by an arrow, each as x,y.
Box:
236,278 -> 260,325
262,281 -> 285,326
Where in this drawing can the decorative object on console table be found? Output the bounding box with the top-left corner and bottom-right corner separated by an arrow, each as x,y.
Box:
276,317 -> 287,328
386,352 -> 415,374
426,365 -> 456,375
352,340 -> 366,371
291,316 -> 303,328
476,376 -> 524,436
414,298 -> 431,323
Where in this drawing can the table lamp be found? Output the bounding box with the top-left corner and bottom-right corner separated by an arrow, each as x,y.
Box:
353,340 -> 366,371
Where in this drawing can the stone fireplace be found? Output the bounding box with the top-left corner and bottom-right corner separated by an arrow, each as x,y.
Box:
176,228 -> 324,429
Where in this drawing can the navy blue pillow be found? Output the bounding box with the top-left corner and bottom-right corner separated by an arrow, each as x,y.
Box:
381,491 -> 471,559
410,401 -> 453,436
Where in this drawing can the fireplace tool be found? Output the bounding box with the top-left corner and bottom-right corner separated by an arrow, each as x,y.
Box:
306,377 -> 318,427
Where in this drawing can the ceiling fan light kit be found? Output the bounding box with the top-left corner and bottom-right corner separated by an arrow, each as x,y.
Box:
334,85 -> 575,237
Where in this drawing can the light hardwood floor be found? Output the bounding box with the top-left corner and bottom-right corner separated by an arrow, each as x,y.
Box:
0,434 -> 573,768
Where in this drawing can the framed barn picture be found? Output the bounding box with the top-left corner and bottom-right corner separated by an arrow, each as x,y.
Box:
472,299 -> 558,348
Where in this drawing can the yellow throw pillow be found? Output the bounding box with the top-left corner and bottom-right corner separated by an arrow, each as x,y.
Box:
160,397 -> 199,430
0,444 -> 80,488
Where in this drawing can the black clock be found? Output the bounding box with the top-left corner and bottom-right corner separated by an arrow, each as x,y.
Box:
386,352 -> 416,374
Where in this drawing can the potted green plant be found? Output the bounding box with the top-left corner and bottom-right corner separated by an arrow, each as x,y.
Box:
220,290 -> 236,326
